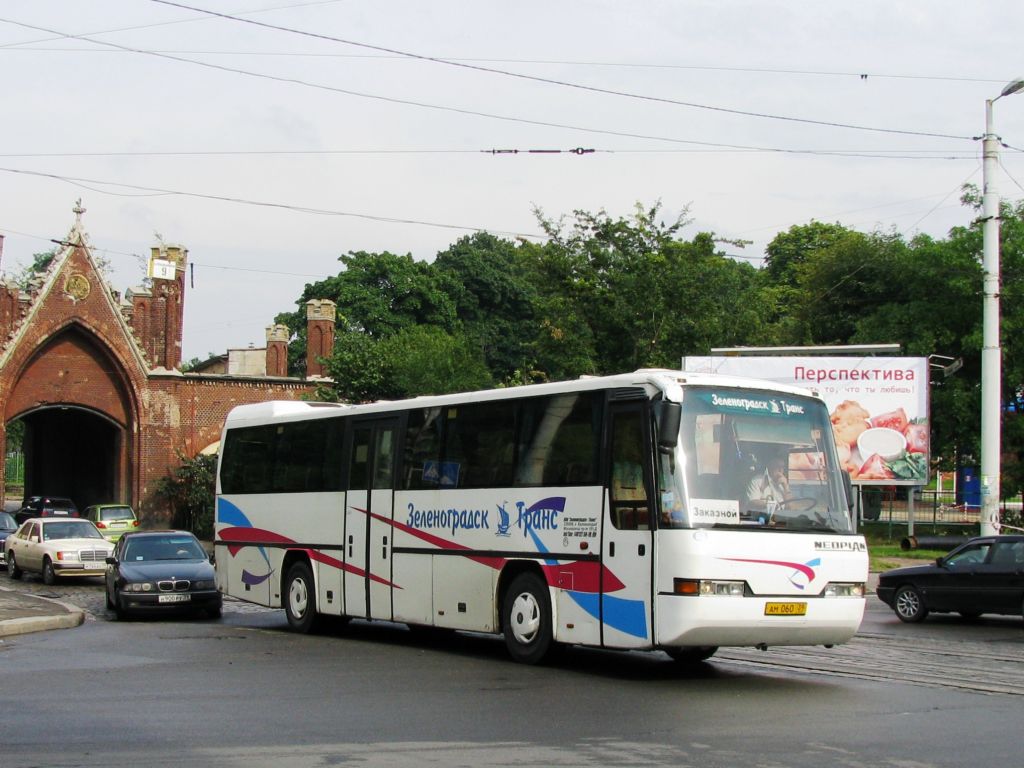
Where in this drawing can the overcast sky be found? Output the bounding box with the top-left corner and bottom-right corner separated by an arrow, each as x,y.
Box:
1,1 -> 1022,362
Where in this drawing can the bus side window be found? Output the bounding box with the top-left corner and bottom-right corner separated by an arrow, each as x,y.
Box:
609,409 -> 650,530
516,393 -> 600,486
404,408 -> 443,489
445,401 -> 517,488
349,427 -> 371,491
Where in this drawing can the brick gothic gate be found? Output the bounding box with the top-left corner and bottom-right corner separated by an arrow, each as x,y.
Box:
3,322 -> 137,511
0,208 -> 322,522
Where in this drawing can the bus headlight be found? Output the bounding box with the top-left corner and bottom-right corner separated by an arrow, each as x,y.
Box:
673,578 -> 746,596
822,582 -> 865,598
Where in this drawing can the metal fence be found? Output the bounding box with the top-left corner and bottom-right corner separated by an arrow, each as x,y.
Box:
859,486 -> 1024,532
4,452 -> 24,484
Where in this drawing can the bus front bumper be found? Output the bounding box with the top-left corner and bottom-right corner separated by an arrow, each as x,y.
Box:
655,593 -> 866,648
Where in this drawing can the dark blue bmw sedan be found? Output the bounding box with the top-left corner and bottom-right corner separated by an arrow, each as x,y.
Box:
105,530 -> 222,619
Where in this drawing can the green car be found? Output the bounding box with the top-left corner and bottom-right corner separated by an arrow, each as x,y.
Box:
83,504 -> 139,542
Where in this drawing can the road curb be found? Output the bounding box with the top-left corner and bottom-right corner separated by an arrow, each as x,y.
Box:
0,586 -> 86,638
0,609 -> 85,637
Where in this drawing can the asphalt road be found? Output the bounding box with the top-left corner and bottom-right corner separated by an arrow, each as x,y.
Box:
1,573 -> 1022,768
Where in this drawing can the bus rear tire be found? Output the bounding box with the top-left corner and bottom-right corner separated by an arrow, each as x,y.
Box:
284,561 -> 319,633
502,572 -> 553,665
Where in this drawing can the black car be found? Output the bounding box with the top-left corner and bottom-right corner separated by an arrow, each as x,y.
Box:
877,535 -> 1024,623
15,496 -> 79,525
104,530 -> 222,619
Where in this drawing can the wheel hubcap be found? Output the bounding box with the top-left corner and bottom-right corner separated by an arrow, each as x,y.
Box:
896,590 -> 919,617
509,591 -> 540,644
289,577 -> 308,617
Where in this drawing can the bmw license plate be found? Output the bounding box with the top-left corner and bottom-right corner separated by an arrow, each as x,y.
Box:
158,594 -> 191,604
764,602 -> 807,616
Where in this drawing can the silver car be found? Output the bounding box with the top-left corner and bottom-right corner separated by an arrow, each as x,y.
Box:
5,518 -> 114,585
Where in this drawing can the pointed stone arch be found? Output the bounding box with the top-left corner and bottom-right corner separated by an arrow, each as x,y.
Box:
3,322 -> 139,509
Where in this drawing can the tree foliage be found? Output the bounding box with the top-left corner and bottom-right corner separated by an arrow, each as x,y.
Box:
274,193 -> 1024,498
153,453 -> 217,539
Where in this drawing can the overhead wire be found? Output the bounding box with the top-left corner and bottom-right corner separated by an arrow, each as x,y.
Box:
0,15 -> 833,154
0,0 -> 347,49
0,165 -> 545,240
0,7 -> 1011,281
147,0 -> 973,142
0,146 -> 980,160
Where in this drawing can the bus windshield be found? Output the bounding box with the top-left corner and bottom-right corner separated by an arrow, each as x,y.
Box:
659,387 -> 854,534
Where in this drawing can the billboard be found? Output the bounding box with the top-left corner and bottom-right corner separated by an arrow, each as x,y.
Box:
682,356 -> 930,486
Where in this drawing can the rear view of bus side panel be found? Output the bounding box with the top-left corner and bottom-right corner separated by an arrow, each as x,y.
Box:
215,496 -> 276,608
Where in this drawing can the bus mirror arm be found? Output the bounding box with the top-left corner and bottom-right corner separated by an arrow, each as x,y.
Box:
655,401 -> 681,452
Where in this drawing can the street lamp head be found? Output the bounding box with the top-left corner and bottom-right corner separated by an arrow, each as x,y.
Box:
999,78 -> 1024,98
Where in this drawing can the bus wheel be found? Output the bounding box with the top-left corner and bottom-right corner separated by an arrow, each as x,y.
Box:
284,561 -> 318,633
502,572 -> 553,664
666,646 -> 717,664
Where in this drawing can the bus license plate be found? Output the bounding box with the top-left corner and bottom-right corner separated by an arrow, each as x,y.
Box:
158,594 -> 191,604
764,602 -> 806,616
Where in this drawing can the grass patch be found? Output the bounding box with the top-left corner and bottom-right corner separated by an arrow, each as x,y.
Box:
869,545 -> 945,573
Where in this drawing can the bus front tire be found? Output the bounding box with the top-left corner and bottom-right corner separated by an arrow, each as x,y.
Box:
284,561 -> 318,633
502,572 -> 553,665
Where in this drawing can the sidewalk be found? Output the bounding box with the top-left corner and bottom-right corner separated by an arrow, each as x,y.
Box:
0,585 -> 85,638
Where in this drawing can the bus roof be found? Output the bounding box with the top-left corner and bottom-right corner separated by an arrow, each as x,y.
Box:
222,369 -> 819,427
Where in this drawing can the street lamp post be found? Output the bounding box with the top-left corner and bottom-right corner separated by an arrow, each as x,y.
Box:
979,78 -> 1024,537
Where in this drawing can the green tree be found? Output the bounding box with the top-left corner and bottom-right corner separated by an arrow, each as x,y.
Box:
275,250 -> 457,377
14,249 -> 57,288
381,325 -> 493,397
153,453 -> 217,539
526,202 -> 769,375
433,232 -> 537,383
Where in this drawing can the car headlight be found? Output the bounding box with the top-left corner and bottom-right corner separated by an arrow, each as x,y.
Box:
193,580 -> 215,590
56,551 -> 77,562
822,582 -> 865,598
127,582 -> 155,592
673,578 -> 746,596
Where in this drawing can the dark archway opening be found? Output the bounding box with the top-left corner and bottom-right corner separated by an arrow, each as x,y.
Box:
17,407 -> 121,510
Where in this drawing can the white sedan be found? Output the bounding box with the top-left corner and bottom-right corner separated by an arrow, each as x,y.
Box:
5,518 -> 114,585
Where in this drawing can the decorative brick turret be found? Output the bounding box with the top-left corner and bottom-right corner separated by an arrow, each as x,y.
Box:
265,323 -> 290,377
305,299 -> 336,378
0,279 -> 18,350
129,244 -> 187,370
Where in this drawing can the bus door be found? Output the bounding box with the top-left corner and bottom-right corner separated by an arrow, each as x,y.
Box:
602,402 -> 654,649
344,417 -> 399,621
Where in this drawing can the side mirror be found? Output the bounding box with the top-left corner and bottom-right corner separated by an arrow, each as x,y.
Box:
105,556 -> 117,565
655,401 -> 681,453
935,556 -> 945,567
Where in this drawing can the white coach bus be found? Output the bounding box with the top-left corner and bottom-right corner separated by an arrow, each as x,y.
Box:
214,369 -> 867,664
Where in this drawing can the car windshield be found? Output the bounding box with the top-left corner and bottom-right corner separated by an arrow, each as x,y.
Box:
100,506 -> 135,521
124,536 -> 206,562
43,521 -> 102,540
0,512 -> 15,530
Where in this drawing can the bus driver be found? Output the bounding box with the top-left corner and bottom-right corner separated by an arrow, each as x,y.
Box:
745,452 -> 794,519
